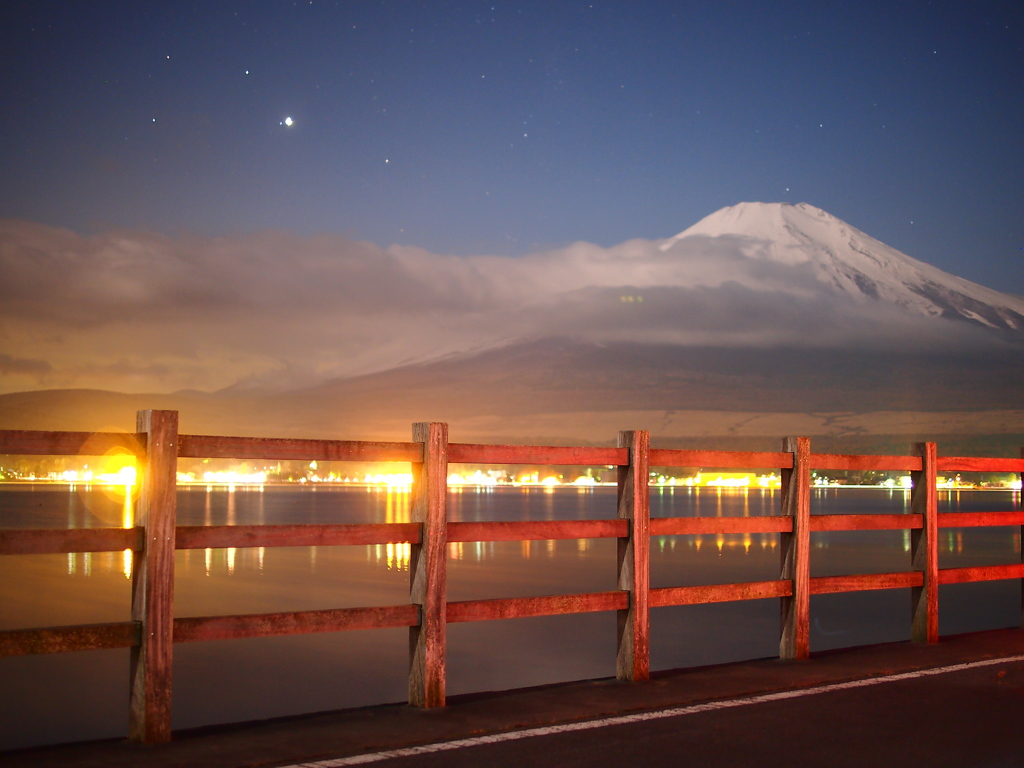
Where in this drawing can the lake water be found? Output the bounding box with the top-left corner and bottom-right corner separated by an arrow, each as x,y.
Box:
0,484 -> 1020,750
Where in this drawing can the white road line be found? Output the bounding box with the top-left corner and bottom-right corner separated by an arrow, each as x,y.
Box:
286,655 -> 1024,768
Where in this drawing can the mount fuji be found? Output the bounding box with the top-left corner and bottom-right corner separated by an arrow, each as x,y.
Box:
658,202 -> 1024,332
1,202 -> 1022,448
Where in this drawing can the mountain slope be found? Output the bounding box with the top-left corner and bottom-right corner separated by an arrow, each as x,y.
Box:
661,202 -> 1024,331
2,340 -> 1022,451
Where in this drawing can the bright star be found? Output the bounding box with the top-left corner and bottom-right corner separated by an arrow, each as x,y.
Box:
282,116 -> 294,127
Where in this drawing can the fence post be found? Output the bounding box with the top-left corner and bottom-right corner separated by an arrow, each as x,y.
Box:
616,430 -> 650,681
409,422 -> 448,708
129,409 -> 178,742
910,442 -> 938,643
780,436 -> 810,660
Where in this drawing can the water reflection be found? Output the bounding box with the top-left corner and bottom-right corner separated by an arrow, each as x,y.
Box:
62,483 -> 136,579
10,483 -> 1024,597
9,485 -> 1015,581
380,542 -> 410,571
383,487 -> 410,524
2,483 -> 1021,752
122,486 -> 133,579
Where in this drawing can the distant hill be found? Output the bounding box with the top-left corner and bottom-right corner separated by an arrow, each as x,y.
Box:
2,339 -> 1022,456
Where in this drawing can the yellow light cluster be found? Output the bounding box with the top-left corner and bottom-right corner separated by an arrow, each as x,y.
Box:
179,470 -> 269,484
363,473 -> 414,487
59,466 -> 137,486
447,470 -> 499,486
657,472 -> 782,489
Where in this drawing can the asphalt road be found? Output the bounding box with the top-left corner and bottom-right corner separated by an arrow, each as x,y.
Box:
316,658 -> 1024,768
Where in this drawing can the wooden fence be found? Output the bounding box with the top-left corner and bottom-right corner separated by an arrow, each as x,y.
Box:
1,410 -> 1023,742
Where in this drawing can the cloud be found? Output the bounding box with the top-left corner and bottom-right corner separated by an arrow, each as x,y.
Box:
0,219 -> 1016,394
0,353 -> 52,376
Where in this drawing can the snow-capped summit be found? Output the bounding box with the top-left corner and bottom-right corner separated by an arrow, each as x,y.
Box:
661,202 -> 1024,331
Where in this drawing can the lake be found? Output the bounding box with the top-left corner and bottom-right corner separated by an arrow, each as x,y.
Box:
0,484 -> 1020,750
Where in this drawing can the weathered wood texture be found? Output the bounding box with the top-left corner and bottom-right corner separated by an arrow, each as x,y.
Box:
649,449 -> 793,469
651,516 -> 792,535
0,527 -> 142,555
175,523 -> 421,549
448,520 -> 626,542
408,422 -> 448,709
911,442 -> 939,644
448,443 -> 626,466
810,514 -> 923,532
177,434 -> 421,462
447,592 -> 627,622
810,572 -> 923,595
936,457 -> 1024,473
651,580 -> 792,607
780,436 -> 811,660
938,512 -> 1024,528
810,454 -> 921,472
616,430 -> 650,682
174,605 -> 420,642
129,410 -> 178,743
0,622 -> 140,656
938,563 -> 1024,584
0,430 -> 142,457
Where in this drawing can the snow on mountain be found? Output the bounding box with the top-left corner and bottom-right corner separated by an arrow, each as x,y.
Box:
660,202 -> 1024,331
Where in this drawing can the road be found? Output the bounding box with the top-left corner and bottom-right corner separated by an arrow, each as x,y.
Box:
291,657 -> 1024,768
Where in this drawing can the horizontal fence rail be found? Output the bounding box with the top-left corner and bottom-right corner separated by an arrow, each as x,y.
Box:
1,412 -> 1022,743
0,527 -> 143,555
810,453 -> 923,472
173,605 -> 422,643
177,434 -> 423,462
175,523 -> 422,549
0,430 -> 144,457
649,449 -> 795,469
0,622 -> 141,656
449,443 -> 626,465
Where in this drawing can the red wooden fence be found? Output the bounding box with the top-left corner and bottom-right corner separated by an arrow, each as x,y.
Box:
1,411 -> 1022,743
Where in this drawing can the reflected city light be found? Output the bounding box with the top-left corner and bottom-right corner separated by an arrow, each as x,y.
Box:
384,487 -> 411,524
122,487 -> 134,579
383,542 -> 410,571
27,485 -> 1024,590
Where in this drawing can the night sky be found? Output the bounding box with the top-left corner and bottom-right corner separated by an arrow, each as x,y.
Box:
3,1 -> 1023,291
